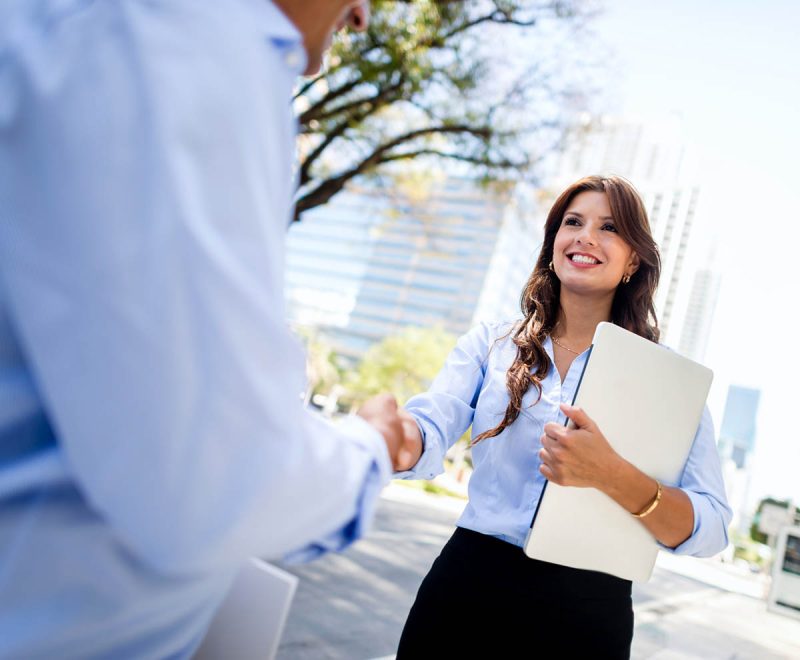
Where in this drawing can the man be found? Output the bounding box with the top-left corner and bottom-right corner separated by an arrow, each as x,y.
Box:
0,1 -> 413,656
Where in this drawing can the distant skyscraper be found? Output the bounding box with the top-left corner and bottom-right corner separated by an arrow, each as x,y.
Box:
719,385 -> 761,469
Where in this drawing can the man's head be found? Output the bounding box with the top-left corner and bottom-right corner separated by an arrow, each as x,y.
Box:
275,1 -> 370,75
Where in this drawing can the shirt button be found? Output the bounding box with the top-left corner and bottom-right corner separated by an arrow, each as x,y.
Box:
285,49 -> 302,70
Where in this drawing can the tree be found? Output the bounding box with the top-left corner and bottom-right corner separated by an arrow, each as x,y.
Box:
342,325 -> 457,407
750,497 -> 799,545
293,0 -> 596,221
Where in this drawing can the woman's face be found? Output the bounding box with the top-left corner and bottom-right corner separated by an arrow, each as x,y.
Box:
551,191 -> 640,297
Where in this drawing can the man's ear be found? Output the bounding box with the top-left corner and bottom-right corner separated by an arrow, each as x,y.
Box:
344,1 -> 370,31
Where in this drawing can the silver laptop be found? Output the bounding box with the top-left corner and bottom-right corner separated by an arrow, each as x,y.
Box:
524,322 -> 713,582
195,558 -> 298,660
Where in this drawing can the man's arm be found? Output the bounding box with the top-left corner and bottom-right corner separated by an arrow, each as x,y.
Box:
0,0 -> 395,575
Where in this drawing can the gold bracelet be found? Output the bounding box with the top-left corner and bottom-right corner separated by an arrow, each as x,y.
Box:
632,480 -> 662,519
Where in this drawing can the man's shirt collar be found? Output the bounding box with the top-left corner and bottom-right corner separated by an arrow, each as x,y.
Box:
264,1 -> 307,75
264,1 -> 303,43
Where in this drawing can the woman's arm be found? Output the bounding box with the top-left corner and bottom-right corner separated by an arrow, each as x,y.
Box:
395,321 -> 497,479
600,460 -> 694,548
540,404 -> 731,553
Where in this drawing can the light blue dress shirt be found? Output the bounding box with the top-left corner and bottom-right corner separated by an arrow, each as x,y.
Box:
400,320 -> 732,556
0,1 -> 391,657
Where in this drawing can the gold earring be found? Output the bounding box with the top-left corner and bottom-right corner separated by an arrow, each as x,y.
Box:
622,273 -> 631,284
549,261 -> 554,272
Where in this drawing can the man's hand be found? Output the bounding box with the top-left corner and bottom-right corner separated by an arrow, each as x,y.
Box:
356,394 -> 423,472
357,394 -> 404,469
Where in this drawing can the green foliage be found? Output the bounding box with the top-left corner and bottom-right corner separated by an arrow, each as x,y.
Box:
750,497 -> 798,544
343,325 -> 457,406
294,0 -> 593,220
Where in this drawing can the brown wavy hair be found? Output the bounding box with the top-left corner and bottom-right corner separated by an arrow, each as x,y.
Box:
472,175 -> 661,444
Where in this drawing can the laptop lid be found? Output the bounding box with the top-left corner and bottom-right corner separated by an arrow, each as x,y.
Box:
524,322 -> 713,582
195,558 -> 298,660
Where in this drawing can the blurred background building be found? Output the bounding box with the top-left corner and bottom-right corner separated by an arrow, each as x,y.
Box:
286,177 -> 543,363
719,385 -> 761,470
717,385 -> 762,533
677,265 -> 722,362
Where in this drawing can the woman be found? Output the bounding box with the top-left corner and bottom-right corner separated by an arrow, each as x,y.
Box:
392,175 -> 731,659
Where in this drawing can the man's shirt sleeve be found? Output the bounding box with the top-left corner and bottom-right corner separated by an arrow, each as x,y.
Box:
0,0 -> 390,576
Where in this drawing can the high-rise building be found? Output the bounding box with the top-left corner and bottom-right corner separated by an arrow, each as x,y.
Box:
286,177 -> 542,362
547,116 -> 718,355
678,267 -> 722,362
719,385 -> 761,470
717,385 -> 762,534
472,184 -> 544,324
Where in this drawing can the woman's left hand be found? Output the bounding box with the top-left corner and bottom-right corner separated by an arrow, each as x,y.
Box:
539,403 -> 624,490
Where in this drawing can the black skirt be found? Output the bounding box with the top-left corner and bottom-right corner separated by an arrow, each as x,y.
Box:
397,527 -> 634,659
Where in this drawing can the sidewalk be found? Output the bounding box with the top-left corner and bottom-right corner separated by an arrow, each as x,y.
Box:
632,587 -> 800,659
654,550 -> 769,599
633,553 -> 799,659
382,484 -> 800,659
278,485 -> 800,660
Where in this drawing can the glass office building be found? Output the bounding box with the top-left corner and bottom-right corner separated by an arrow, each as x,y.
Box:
286,178 -> 543,362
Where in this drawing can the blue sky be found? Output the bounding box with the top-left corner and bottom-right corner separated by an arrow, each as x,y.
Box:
592,0 -> 800,507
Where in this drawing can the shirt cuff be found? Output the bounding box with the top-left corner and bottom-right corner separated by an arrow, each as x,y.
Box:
282,415 -> 391,564
337,414 -> 393,486
657,489 -> 727,557
393,417 -> 443,481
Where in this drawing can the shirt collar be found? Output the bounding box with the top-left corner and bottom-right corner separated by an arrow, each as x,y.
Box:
263,1 -> 307,75
263,1 -> 303,44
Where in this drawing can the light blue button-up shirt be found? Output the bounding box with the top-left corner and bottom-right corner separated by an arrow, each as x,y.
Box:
0,1 -> 391,657
401,321 -> 732,555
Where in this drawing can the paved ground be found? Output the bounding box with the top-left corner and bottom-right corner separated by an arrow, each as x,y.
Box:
276,485 -> 800,659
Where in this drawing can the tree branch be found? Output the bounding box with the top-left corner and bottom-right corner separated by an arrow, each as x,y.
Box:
300,75 -> 409,185
305,77 -> 406,129
377,148 -> 527,170
295,124 -> 497,220
300,78 -> 366,126
293,71 -> 328,101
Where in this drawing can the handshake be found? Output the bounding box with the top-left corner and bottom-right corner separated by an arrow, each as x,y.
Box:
357,393 -> 423,472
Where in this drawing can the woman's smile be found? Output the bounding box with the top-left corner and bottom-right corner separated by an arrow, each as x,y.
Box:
566,251 -> 603,268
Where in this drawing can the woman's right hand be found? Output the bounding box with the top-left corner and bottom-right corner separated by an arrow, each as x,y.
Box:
396,408 -> 424,472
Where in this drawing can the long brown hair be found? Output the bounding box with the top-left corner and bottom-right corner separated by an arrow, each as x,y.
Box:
472,175 -> 661,444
